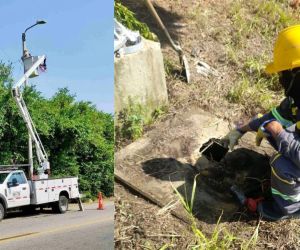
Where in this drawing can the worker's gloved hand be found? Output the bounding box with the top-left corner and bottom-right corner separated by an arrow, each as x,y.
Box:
222,129 -> 244,150
256,127 -> 270,146
255,119 -> 275,146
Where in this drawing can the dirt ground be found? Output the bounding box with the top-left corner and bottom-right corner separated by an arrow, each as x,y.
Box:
115,183 -> 194,249
117,0 -> 277,120
115,106 -> 300,249
115,0 -> 300,249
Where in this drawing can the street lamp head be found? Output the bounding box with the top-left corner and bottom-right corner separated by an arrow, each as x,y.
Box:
24,20 -> 47,33
36,20 -> 47,25
22,19 -> 47,58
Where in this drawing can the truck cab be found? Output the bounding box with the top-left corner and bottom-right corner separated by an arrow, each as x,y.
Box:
0,170 -> 30,210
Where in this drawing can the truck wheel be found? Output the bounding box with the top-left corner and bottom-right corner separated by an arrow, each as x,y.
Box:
0,203 -> 5,221
53,195 -> 69,214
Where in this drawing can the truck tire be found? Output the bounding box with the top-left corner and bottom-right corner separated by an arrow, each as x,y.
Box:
53,195 -> 69,214
0,203 -> 5,221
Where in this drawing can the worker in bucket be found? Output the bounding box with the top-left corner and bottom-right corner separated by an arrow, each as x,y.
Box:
223,25 -> 300,220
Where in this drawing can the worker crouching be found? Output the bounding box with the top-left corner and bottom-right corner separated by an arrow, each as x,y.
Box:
223,25 -> 300,220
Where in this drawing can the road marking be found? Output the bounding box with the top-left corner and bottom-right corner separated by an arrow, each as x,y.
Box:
0,232 -> 38,241
0,217 -> 112,244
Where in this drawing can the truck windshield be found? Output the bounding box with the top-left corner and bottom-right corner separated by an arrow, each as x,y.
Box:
0,173 -> 9,184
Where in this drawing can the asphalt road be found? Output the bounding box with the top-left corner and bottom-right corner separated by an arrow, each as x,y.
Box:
0,201 -> 114,250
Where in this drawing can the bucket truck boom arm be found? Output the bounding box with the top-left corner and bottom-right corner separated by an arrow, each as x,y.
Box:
12,55 -> 50,177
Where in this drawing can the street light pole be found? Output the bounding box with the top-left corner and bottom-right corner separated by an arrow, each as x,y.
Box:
21,20 -> 46,179
22,20 -> 46,60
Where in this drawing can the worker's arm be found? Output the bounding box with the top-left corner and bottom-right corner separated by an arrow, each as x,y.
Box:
223,98 -> 293,149
222,113 -> 275,150
246,113 -> 275,132
267,121 -> 300,168
240,97 -> 294,133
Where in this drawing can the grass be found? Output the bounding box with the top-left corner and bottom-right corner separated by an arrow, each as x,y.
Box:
116,100 -> 145,140
226,54 -> 282,113
187,3 -> 202,22
229,0 -> 297,45
223,0 -> 298,114
254,0 -> 297,37
164,58 -> 179,77
243,56 -> 280,91
226,74 -> 279,113
172,175 -> 260,250
116,98 -> 167,141
225,43 -> 240,66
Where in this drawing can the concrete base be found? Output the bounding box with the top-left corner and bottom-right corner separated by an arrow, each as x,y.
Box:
114,39 -> 168,121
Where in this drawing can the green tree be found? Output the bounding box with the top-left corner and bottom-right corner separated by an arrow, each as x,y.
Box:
0,62 -> 114,197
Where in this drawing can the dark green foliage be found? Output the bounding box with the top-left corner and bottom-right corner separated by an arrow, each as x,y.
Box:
0,63 -> 114,197
114,2 -> 156,41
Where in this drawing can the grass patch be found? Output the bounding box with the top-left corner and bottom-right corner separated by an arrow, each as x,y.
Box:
227,0 -> 299,68
226,55 -> 282,113
187,3 -> 202,21
226,74 -> 280,113
116,98 -> 167,141
225,43 -> 240,66
224,0 -> 298,113
229,0 -> 297,45
116,101 -> 145,140
229,1 -> 254,47
172,175 -> 260,249
243,56 -> 280,91
164,58 -> 179,77
253,0 -> 297,37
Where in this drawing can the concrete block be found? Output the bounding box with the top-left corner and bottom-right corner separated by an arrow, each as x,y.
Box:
114,39 -> 168,121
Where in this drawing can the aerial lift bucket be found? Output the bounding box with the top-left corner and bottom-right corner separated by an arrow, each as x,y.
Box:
23,56 -> 40,78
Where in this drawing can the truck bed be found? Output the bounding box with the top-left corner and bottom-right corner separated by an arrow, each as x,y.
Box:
29,177 -> 79,205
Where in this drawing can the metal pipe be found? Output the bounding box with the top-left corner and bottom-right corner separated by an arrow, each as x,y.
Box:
0,164 -> 30,167
28,134 -> 33,179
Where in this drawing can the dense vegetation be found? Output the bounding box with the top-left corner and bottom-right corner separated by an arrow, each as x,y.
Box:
114,1 -> 156,41
0,63 -> 114,198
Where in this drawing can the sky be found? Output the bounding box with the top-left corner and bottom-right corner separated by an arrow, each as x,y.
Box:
0,0 -> 114,113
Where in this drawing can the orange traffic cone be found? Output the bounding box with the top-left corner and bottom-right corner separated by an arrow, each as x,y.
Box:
97,192 -> 104,210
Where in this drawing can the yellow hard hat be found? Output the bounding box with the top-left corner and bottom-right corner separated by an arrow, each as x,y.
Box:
266,25 -> 300,74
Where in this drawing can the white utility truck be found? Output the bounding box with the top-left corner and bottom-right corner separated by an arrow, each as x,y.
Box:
0,169 -> 80,220
0,21 -> 81,221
